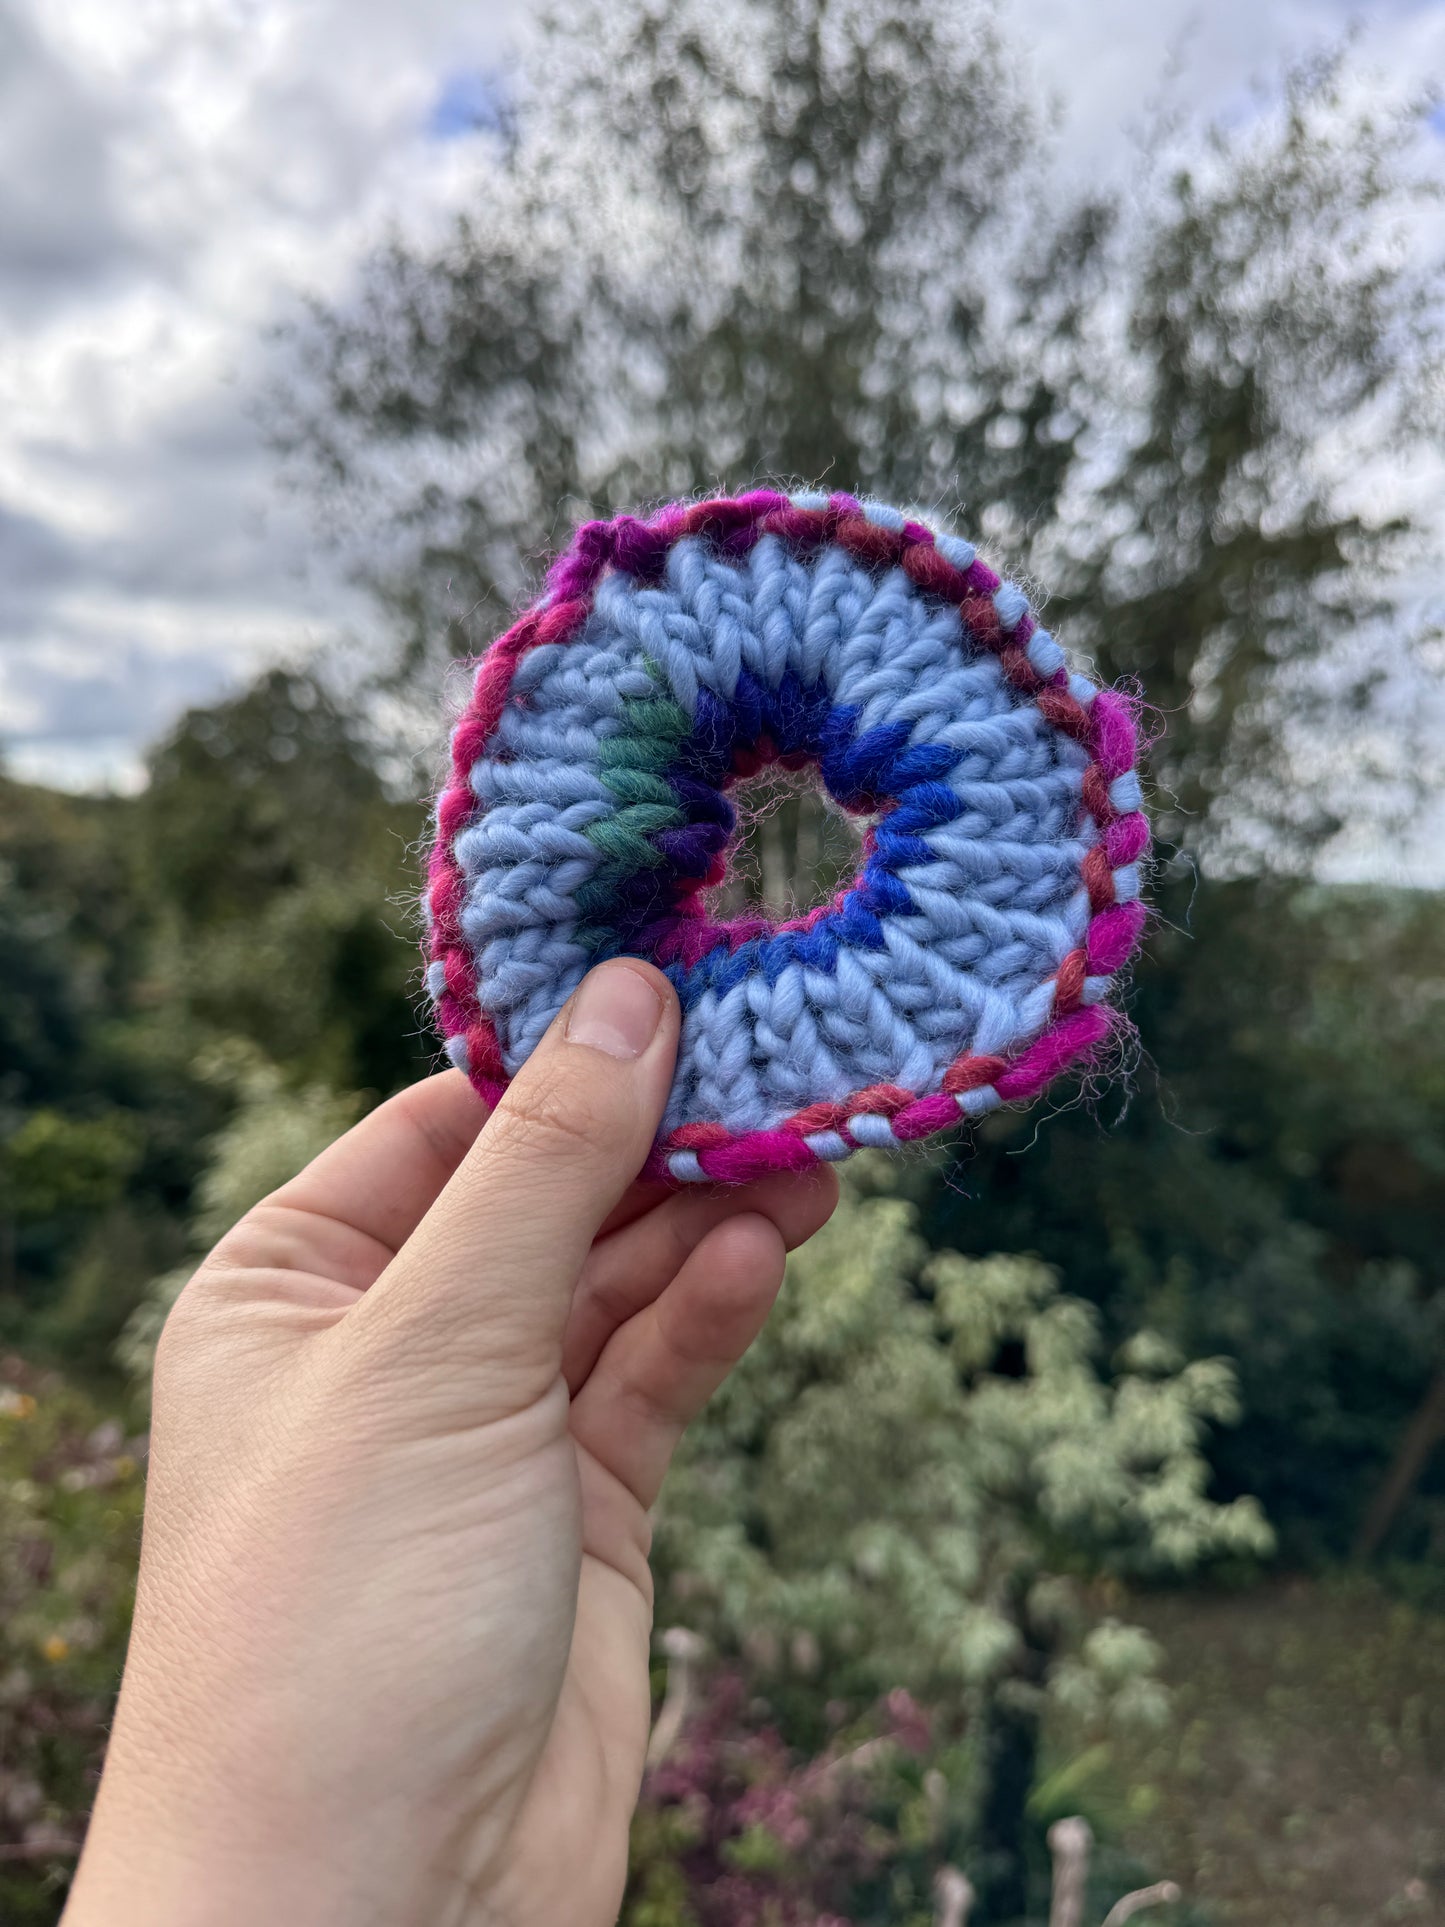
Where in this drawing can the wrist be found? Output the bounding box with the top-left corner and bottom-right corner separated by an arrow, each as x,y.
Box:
66,1798 -> 478,1927
63,1690 -> 478,1927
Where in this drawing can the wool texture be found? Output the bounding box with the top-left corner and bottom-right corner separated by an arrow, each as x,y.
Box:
424,489 -> 1149,1184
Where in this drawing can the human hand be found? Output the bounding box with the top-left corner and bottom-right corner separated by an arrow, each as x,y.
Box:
63,960 -> 837,1927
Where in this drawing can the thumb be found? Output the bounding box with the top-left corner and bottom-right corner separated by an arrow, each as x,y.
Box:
346,959 -> 681,1419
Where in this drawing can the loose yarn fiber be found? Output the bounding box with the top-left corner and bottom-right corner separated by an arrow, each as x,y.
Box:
424,489 -> 1148,1185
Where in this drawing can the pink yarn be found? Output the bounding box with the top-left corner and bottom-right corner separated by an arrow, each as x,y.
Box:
1086,903 -> 1148,976
1088,690 -> 1138,779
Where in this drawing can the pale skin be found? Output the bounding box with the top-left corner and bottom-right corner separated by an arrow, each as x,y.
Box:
62,960 -> 838,1927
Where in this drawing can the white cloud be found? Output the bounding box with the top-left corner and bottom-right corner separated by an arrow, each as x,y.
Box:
0,0 -> 1441,841
0,0 -> 534,789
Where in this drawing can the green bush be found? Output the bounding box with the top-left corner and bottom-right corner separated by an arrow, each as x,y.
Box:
653,1166 -> 1270,1914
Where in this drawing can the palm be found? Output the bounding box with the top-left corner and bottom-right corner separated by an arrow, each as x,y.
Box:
488,1503 -> 657,1927
218,1073 -> 835,1927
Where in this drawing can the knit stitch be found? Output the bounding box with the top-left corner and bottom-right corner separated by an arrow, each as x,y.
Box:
424,489 -> 1149,1183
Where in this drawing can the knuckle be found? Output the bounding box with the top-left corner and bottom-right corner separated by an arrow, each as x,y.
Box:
203,1203 -> 288,1274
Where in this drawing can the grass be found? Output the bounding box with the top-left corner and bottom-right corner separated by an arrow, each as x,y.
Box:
1048,1576 -> 1445,1925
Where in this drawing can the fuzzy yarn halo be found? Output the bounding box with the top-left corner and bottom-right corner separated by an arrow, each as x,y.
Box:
424,489 -> 1148,1184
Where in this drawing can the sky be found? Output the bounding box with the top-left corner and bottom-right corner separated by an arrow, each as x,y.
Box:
2,0 -> 1443,849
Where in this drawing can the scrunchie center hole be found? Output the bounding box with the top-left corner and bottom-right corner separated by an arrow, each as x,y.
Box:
707,766 -> 867,925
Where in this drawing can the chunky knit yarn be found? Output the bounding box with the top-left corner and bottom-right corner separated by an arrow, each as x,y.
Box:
424,489 -> 1148,1184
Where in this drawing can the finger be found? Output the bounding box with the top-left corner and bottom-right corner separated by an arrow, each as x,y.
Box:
568,1212 -> 786,1509
256,1065 -> 672,1293
268,1070 -> 491,1258
346,960 -> 681,1414
595,1178 -> 673,1241
563,1165 -> 837,1392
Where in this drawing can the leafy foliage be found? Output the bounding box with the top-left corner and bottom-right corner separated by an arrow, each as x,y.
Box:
0,673 -> 431,1366
652,1169 -> 1269,1911
138,668 -> 427,1095
1051,55 -> 1444,864
928,879 -> 1445,1563
0,773 -> 217,1358
0,1358 -> 144,1925
626,1672 -> 955,1927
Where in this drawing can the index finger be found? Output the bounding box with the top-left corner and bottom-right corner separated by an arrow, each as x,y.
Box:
272,1069 -> 491,1257
269,1066 -> 679,1286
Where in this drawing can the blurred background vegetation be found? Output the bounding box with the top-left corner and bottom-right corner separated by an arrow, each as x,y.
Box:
4,1 -> 1445,1919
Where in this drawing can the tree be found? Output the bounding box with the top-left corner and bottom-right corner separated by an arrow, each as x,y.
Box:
0,776 -> 214,1348
0,668 -> 430,1364
1048,54 -> 1445,867
278,3 -> 1443,871
651,1166 -> 1270,1917
139,668 -> 429,1096
925,879 -> 1445,1563
276,0 -> 1034,673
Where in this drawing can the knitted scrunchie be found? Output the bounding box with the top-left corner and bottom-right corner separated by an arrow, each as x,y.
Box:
424,489 -> 1148,1184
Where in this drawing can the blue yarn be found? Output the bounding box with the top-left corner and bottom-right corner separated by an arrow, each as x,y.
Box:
454,532 -> 1092,1139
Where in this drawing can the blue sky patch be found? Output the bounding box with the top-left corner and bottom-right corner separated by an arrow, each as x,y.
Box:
427,68 -> 511,141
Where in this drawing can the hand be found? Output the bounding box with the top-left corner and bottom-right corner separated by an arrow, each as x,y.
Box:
64,960 -> 837,1927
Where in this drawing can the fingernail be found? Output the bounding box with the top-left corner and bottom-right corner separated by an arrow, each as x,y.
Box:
565,964 -> 664,1060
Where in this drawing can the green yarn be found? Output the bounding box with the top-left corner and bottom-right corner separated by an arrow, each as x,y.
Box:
586,803 -> 679,864
575,660 -> 693,952
596,769 -> 678,811
597,696 -> 691,769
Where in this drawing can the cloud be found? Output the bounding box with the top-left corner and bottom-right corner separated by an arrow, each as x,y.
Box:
0,6 -> 151,322
0,0 -> 533,787
0,0 -> 1441,848
0,502 -> 75,633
